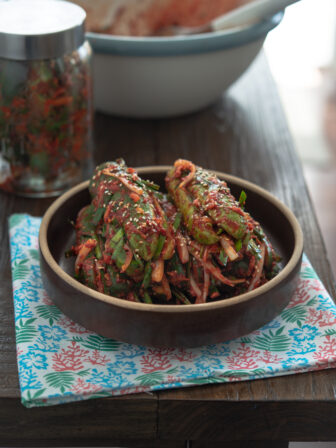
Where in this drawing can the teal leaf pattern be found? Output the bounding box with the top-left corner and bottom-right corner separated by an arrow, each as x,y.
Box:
219,368 -> 266,378
31,388 -> 47,399
324,329 -> 336,336
23,389 -> 47,405
15,318 -> 37,343
13,259 -> 30,281
8,214 -> 336,408
88,391 -> 115,400
44,372 -> 75,393
9,214 -> 26,228
77,369 -> 91,377
72,335 -> 121,351
29,249 -> 40,261
135,372 -> 165,386
281,305 -> 307,326
240,336 -> 252,343
36,305 -> 62,326
301,266 -> 317,279
252,328 -> 291,352
186,376 -> 225,384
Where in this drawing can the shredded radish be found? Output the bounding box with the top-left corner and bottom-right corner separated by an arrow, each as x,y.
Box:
203,247 -> 209,262
94,259 -> 104,293
103,202 -> 113,222
247,254 -> 256,277
189,272 -> 202,301
188,243 -> 234,287
75,238 -> 97,274
152,195 -> 165,218
199,269 -> 210,303
102,169 -> 143,195
161,237 -> 176,260
176,233 -> 189,264
152,259 -> 164,283
203,261 -> 234,287
248,243 -> 265,291
220,236 -> 238,261
161,274 -> 172,300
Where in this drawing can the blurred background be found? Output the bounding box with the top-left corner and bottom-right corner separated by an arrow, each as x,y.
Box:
264,0 -> 336,278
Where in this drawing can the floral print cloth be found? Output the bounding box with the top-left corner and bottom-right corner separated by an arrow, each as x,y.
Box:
9,214 -> 336,408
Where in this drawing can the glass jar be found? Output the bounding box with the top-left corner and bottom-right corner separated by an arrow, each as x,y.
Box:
0,0 -> 93,197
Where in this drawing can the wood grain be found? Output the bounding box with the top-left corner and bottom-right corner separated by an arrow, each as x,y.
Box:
0,396 -> 157,445
0,52 -> 335,445
158,401 -> 336,441
0,441 -> 186,448
191,442 -> 289,448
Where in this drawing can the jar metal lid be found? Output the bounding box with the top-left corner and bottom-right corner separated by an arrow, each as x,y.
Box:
0,0 -> 86,60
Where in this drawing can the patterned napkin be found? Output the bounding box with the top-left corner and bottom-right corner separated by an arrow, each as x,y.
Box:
9,213 -> 336,408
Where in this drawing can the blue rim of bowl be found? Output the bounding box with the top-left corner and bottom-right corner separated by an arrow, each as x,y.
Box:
86,11 -> 283,57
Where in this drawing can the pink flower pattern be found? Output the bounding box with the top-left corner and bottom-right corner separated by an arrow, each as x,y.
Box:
58,316 -> 91,334
71,378 -> 102,394
52,342 -> 89,371
86,350 -> 109,366
313,336 -> 336,361
226,345 -> 260,369
41,293 -> 53,305
140,349 -> 173,373
307,309 -> 336,327
257,351 -> 284,364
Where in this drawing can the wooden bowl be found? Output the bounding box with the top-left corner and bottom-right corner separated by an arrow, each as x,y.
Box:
39,167 -> 303,348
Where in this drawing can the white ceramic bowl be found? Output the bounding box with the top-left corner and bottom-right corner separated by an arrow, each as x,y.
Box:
87,12 -> 282,118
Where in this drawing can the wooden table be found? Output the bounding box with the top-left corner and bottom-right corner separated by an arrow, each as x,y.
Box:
1,53 -> 336,448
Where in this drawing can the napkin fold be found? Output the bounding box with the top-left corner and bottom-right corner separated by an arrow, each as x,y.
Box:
9,213 -> 336,408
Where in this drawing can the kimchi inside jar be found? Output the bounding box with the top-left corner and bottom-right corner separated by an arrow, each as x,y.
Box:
0,0 -> 93,197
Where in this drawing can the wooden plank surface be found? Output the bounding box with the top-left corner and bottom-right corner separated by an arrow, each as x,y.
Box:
0,53 -> 335,444
192,443 -> 289,448
158,400 -> 336,442
0,396 -> 158,446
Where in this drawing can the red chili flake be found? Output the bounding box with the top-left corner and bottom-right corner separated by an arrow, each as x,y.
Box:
230,205 -> 245,216
12,97 -> 26,109
210,292 -> 220,299
130,192 -> 141,202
